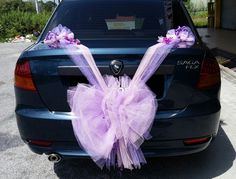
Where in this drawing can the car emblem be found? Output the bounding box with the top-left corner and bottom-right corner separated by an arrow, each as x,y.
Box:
110,60 -> 124,75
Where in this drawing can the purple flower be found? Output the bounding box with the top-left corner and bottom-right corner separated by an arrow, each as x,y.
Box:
175,26 -> 195,42
158,26 -> 195,45
44,24 -> 80,48
157,37 -> 173,44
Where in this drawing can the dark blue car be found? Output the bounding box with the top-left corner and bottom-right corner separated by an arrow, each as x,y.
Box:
15,0 -> 221,163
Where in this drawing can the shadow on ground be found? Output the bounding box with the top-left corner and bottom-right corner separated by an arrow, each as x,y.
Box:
0,132 -> 23,152
54,126 -> 235,179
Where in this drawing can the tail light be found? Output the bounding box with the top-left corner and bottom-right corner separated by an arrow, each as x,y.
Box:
183,136 -> 211,146
196,58 -> 221,90
27,139 -> 52,147
14,60 -> 36,91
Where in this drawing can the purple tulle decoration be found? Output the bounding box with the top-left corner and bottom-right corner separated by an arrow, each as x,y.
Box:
44,24 -> 80,48
158,26 -> 195,48
44,24 -> 195,170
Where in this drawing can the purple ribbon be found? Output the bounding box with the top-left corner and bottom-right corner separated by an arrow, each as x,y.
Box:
44,24 -> 195,170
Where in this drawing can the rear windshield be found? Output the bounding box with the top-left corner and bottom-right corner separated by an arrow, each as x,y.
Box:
41,0 -> 189,40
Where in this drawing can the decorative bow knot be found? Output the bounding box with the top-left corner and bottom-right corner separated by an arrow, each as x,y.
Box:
44,24 -> 80,48
158,26 -> 195,47
45,24 -> 195,170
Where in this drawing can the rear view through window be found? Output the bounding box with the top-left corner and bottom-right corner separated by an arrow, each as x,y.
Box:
41,0 -> 188,40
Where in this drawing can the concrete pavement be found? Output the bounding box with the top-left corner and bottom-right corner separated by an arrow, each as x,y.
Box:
197,28 -> 236,56
198,28 -> 236,72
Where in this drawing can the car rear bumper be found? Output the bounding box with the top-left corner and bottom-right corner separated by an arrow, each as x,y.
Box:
15,99 -> 220,158
26,138 -> 212,158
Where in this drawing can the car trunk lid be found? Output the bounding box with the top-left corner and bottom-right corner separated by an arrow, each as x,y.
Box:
28,41 -> 204,112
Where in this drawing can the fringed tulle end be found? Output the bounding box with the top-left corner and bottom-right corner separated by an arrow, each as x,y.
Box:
68,75 -> 156,170
90,140 -> 147,170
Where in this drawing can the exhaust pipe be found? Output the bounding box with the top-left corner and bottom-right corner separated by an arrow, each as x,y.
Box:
48,153 -> 62,163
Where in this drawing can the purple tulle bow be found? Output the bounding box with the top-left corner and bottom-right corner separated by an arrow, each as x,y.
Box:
44,24 -> 195,170
44,24 -> 80,48
158,26 -> 195,47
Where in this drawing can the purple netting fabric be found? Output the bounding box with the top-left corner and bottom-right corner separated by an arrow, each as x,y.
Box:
44,25 -> 195,170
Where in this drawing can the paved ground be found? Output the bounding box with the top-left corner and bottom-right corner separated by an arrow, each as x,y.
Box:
197,28 -> 236,55
0,42 -> 235,179
197,28 -> 236,72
